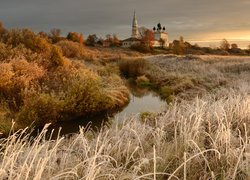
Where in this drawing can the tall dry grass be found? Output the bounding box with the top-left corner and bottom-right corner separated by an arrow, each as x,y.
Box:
144,55 -> 250,100
0,86 -> 249,179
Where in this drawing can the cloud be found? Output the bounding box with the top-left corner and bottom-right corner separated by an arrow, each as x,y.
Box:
0,0 -> 249,42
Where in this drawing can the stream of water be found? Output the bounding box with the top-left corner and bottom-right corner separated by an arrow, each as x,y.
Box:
41,85 -> 166,137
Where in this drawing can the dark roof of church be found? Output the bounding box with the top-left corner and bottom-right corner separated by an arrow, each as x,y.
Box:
122,37 -> 141,42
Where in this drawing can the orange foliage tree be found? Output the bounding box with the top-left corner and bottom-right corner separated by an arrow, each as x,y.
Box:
142,29 -> 154,47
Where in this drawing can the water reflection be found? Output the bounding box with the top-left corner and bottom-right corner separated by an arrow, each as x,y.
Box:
34,85 -> 166,138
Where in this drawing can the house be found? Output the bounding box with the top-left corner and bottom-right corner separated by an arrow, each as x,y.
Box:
103,39 -> 111,47
122,37 -> 141,48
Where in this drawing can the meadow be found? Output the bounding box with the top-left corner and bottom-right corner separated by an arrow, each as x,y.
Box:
1,53 -> 250,179
1,25 -> 250,179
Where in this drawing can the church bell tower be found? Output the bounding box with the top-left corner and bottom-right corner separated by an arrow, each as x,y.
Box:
131,11 -> 139,38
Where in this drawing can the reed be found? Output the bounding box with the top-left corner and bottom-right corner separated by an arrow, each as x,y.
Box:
0,87 -> 249,179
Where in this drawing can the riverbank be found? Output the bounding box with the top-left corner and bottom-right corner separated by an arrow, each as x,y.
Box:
1,85 -> 249,179
1,54 -> 250,179
0,30 -> 136,135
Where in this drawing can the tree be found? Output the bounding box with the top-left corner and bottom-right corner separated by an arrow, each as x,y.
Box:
159,38 -> 165,49
0,21 -> 6,37
142,29 -> 154,47
172,36 -> 186,55
231,43 -> 238,49
50,28 -> 61,43
220,39 -> 230,51
246,44 -> 250,54
50,28 -> 61,37
112,34 -> 121,47
79,33 -> 84,45
104,34 -> 121,47
86,34 -> 98,46
67,32 -> 84,44
38,31 -> 49,39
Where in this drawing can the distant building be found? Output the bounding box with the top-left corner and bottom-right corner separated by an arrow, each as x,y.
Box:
122,12 -> 169,48
152,23 -> 169,48
122,11 -> 141,48
103,39 -> 111,47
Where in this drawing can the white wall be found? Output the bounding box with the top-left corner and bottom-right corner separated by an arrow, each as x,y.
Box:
153,32 -> 169,47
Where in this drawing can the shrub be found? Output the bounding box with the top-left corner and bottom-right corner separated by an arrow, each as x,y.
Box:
17,93 -> 63,127
0,43 -> 9,61
130,44 -> 153,53
11,59 -> 45,87
50,46 -> 66,67
0,63 -> 14,88
2,29 -> 51,54
0,105 -> 14,135
63,74 -> 114,119
136,75 -> 151,87
56,40 -> 85,58
119,58 -> 147,78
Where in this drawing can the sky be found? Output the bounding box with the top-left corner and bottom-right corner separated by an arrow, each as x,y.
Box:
0,0 -> 250,48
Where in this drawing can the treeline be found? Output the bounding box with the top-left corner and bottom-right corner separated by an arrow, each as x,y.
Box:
169,37 -> 250,56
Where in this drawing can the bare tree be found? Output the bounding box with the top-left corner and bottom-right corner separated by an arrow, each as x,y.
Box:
0,21 -> 5,36
220,39 -> 230,51
50,28 -> 61,37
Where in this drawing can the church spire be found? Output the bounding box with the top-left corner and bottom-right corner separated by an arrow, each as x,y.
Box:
131,11 -> 139,38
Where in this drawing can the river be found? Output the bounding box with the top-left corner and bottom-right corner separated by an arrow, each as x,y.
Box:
39,85 -> 166,138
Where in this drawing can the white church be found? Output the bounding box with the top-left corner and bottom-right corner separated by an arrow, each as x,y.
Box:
122,12 -> 169,48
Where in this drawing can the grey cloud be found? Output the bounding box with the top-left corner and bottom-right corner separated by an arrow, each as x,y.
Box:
0,0 -> 249,41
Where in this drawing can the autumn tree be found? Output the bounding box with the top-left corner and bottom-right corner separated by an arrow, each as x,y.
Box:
79,33 -> 84,45
38,31 -> 49,39
230,43 -> 242,53
220,39 -> 230,51
0,21 -> 4,34
50,28 -> 62,43
86,34 -> 98,46
112,34 -> 121,47
231,43 -> 238,49
172,36 -> 186,55
142,29 -> 154,47
247,44 -> 250,54
67,32 -> 84,45
50,28 -> 61,37
104,34 -> 121,47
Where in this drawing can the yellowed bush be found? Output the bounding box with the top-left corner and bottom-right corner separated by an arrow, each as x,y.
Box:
50,46 -> 66,67
62,70 -> 114,118
0,107 -> 13,135
119,58 -> 147,77
136,75 -> 150,86
0,43 -> 9,61
17,92 -> 63,127
56,40 -> 85,59
11,59 -> 45,87
0,63 -> 14,88
3,29 -> 51,54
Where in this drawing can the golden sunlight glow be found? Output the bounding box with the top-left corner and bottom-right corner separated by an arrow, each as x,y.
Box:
204,31 -> 250,41
189,31 -> 250,48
